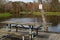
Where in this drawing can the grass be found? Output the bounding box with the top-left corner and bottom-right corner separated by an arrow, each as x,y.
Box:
32,12 -> 60,16
0,12 -> 60,18
46,12 -> 60,16
20,12 -> 31,15
0,13 -> 12,18
0,13 -> 12,21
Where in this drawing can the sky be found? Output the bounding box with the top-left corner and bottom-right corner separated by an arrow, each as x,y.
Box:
9,0 -> 34,2
9,0 -> 60,3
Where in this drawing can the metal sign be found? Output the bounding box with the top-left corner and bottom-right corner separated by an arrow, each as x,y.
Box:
39,4 -> 43,9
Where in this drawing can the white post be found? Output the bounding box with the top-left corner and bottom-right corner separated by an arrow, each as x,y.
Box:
22,36 -> 24,40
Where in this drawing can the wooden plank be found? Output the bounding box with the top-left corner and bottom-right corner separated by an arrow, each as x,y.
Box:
0,21 -> 16,24
0,21 -> 40,26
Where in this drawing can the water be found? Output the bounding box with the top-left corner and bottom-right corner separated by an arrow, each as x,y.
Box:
1,16 -> 60,32
48,24 -> 60,32
6,18 -> 37,22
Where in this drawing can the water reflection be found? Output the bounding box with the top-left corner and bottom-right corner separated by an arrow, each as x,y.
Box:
47,16 -> 60,26
48,24 -> 60,32
6,18 -> 37,22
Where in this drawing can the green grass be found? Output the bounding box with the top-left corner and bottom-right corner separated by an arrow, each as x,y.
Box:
33,12 -> 60,16
46,12 -> 60,16
0,12 -> 60,18
20,12 -> 31,15
0,13 -> 12,18
18,12 -> 60,16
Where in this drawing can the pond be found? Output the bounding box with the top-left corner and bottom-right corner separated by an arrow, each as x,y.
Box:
1,16 -> 60,32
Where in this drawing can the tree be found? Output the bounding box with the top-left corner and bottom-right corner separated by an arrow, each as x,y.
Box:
43,3 -> 51,12
11,2 -> 20,14
4,1 -> 13,12
0,0 -> 6,5
50,0 -> 59,12
26,2 -> 34,12
0,0 -> 7,13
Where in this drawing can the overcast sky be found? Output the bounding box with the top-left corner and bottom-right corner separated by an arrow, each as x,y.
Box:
9,0 -> 60,3
9,0 -> 34,2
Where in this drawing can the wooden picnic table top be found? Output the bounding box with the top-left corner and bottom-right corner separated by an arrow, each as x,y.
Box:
0,21 -> 41,26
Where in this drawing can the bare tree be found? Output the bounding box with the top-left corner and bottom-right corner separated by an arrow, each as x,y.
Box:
0,0 -> 8,13
0,0 -> 7,5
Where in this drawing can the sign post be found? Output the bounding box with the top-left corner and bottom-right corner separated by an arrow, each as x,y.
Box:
39,3 -> 48,32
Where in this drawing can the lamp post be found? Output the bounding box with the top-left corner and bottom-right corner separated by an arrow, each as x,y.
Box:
38,0 -> 48,32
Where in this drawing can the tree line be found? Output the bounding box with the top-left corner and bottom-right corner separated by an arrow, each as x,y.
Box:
0,0 -> 60,14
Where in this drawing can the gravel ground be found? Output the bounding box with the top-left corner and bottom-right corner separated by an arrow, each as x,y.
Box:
0,28 -> 60,40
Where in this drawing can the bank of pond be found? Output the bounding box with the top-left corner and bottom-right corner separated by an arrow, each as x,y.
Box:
0,12 -> 60,21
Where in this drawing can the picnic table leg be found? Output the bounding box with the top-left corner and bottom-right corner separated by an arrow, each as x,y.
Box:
32,25 -> 33,31
29,25 -> 32,40
36,28 -> 38,36
16,24 -> 18,32
22,36 -> 25,40
8,24 -> 11,32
